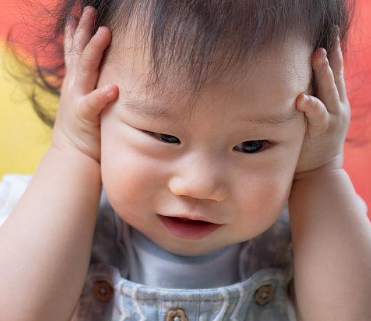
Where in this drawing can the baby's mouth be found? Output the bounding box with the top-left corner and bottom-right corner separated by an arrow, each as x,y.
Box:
170,217 -> 211,225
157,214 -> 223,240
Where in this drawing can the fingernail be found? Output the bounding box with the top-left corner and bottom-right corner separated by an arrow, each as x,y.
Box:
315,48 -> 326,61
322,48 -> 327,58
316,49 -> 327,66
96,26 -> 103,36
83,5 -> 94,16
303,93 -> 310,104
334,25 -> 341,47
105,84 -> 117,98
103,84 -> 113,93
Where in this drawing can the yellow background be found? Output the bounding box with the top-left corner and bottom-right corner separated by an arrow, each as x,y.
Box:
0,41 -> 52,177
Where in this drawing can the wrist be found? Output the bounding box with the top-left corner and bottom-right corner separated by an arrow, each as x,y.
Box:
293,155 -> 344,181
43,146 -> 102,185
48,145 -> 101,169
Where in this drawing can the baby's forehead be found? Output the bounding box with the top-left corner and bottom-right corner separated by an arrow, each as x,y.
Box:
105,29 -> 312,91
119,71 -> 309,128
105,60 -> 312,113
100,31 -> 313,124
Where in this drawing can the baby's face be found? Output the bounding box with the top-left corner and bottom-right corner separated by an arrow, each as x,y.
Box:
98,31 -> 312,256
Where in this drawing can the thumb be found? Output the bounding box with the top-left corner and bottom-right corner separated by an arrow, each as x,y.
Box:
296,93 -> 330,134
78,84 -> 119,121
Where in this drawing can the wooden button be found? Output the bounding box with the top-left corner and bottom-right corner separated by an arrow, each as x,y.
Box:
254,284 -> 275,306
166,308 -> 189,321
93,280 -> 114,302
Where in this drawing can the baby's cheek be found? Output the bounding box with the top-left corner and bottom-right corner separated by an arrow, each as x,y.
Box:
265,173 -> 291,202
101,148 -> 160,218
237,173 -> 291,236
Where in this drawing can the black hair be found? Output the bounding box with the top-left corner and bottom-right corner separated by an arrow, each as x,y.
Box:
5,0 -> 356,131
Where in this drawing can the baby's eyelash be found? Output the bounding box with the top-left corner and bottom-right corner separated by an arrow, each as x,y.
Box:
142,130 -> 271,154
233,140 -> 271,154
143,131 -> 181,144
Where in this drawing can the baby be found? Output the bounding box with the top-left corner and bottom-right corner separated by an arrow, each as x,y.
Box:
0,0 -> 370,320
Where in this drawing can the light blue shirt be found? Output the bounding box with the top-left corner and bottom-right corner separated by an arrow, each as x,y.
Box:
129,226 -> 241,288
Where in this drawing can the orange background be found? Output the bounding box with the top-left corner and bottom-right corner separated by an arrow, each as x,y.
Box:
1,0 -> 370,214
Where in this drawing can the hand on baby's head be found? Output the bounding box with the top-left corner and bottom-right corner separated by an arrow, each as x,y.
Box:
294,37 -> 350,179
51,6 -> 119,163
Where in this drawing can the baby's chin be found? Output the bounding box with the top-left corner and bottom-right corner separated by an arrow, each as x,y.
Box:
144,227 -> 240,257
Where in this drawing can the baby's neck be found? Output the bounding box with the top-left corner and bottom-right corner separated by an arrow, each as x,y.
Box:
128,227 -> 242,289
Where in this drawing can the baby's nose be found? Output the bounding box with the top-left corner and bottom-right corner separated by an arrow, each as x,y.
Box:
168,157 -> 227,202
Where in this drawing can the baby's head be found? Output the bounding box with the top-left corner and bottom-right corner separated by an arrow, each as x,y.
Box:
11,0 -> 351,256
92,0 -> 353,256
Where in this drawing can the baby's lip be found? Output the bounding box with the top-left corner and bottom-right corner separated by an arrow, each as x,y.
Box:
159,214 -> 223,225
158,215 -> 223,240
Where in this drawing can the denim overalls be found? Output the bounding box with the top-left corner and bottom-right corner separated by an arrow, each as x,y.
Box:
0,174 -> 297,321
75,191 -> 297,321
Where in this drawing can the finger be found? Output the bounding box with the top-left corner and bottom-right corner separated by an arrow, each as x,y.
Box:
329,36 -> 347,103
64,15 -> 78,63
296,93 -> 330,134
81,27 -> 111,71
78,84 -> 119,121
77,26 -> 112,91
74,6 -> 96,52
312,48 -> 340,115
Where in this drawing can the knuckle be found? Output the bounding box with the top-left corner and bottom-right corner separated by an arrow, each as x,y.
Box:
64,47 -> 79,63
319,105 -> 328,119
90,33 -> 100,48
339,104 -> 350,120
78,53 -> 94,73
322,57 -> 330,69
335,68 -> 344,80
314,101 -> 326,115
86,36 -> 101,56
312,98 -> 327,117
325,85 -> 338,98
77,97 -> 91,117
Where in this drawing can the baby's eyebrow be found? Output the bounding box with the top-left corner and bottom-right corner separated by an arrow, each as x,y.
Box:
123,99 -> 183,120
238,109 -> 301,125
122,98 -> 301,126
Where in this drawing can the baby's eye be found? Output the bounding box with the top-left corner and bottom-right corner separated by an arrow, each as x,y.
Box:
143,131 -> 181,144
143,131 -> 270,154
234,140 -> 270,154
